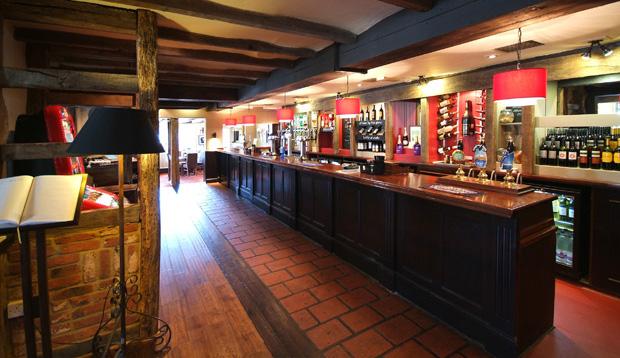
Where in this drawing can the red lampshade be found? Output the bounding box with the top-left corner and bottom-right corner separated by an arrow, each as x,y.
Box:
335,97 -> 360,117
241,115 -> 256,126
224,118 -> 237,126
493,68 -> 547,105
277,108 -> 294,122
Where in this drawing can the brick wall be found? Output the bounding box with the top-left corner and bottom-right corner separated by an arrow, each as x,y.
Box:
3,205 -> 141,357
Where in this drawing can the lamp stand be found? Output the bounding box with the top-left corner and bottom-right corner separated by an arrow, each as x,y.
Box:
92,154 -> 171,357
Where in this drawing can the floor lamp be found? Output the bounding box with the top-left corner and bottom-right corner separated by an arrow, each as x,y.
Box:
68,107 -> 170,357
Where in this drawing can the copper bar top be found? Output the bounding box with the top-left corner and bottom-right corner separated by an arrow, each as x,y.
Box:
220,150 -> 555,218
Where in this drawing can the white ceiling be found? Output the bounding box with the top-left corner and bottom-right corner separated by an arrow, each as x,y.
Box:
245,2 -> 620,109
82,0 -> 400,51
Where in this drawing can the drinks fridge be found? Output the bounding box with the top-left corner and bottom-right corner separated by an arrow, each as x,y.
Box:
532,185 -> 586,279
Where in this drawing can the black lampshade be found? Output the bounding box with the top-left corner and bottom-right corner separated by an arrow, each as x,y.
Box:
68,107 -> 164,155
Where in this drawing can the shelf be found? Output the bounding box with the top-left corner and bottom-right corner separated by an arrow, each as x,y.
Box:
499,122 -> 522,126
535,114 -> 620,128
535,164 -> 620,184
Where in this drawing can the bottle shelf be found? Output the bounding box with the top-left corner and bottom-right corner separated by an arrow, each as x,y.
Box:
534,164 -> 620,184
500,122 -> 522,126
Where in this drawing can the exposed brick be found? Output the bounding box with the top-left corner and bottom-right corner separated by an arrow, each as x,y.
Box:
342,330 -> 392,358
307,319 -> 352,350
269,284 -> 292,299
48,273 -> 82,290
53,232 -> 96,245
48,253 -> 80,268
280,291 -> 318,313
50,263 -> 80,279
57,240 -> 101,254
83,251 -> 97,282
308,297 -> 349,323
340,306 -> 383,333
291,309 -> 318,330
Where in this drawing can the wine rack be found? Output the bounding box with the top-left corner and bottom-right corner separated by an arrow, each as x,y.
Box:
436,93 -> 458,158
356,120 -> 385,152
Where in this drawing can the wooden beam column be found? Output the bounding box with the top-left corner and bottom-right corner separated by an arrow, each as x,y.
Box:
136,9 -> 160,336
0,17 -> 8,178
169,118 -> 180,192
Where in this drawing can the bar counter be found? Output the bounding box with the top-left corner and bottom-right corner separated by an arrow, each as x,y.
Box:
214,150 -> 557,357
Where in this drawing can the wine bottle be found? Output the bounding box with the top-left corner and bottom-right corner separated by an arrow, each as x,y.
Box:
579,142 -> 589,168
558,139 -> 568,167
602,137 -> 614,170
438,118 -> 453,127
438,98 -> 455,108
413,136 -> 421,156
463,100 -> 474,136
437,125 -> 456,135
568,139 -> 578,167
548,141 -> 558,166
613,138 -> 620,171
438,106 -> 452,115
365,107 -> 370,121
379,105 -> 384,121
438,111 -> 456,120
539,139 -> 548,165
402,128 -> 409,147
371,105 -> 377,121
590,144 -> 602,169
396,131 -> 404,154
359,108 -> 365,121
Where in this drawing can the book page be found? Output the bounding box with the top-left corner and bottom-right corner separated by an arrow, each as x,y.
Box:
0,176 -> 33,230
20,175 -> 84,227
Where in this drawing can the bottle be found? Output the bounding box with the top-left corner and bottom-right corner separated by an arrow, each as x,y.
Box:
461,101 -> 471,137
501,137 -> 516,171
567,139 -> 578,167
437,125 -> 456,136
602,137 -> 614,170
558,139 -> 568,167
365,107 -> 370,121
614,139 -> 620,171
438,117 -> 454,127
548,140 -> 558,166
396,132 -> 404,154
438,111 -> 456,120
413,136 -> 421,156
558,195 -> 567,221
590,140 -> 602,169
402,128 -> 409,147
597,127 -> 606,149
567,197 -> 575,223
438,106 -> 452,115
539,139 -> 548,165
579,141 -> 589,168
379,105 -> 384,121
371,105 -> 377,121
359,108 -> 365,121
438,98 -> 454,108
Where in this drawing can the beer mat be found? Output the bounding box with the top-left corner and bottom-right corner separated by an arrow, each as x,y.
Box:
425,184 -> 481,196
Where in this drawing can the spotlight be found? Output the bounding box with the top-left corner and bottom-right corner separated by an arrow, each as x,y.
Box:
415,75 -> 428,86
600,43 -> 613,57
488,54 -> 497,59
582,42 -> 594,60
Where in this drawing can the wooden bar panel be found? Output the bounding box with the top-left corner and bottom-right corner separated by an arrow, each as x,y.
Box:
271,164 -> 296,227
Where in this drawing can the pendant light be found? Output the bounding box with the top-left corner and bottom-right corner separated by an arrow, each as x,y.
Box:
277,92 -> 294,123
224,108 -> 237,126
242,105 -> 256,126
493,28 -> 547,106
335,75 -> 360,118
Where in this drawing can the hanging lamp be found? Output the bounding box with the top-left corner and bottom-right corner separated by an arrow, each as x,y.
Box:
242,105 -> 256,126
277,93 -> 294,123
493,28 -> 547,105
335,75 -> 360,118
224,108 -> 237,126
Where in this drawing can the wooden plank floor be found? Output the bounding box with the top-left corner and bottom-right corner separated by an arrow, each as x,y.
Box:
158,182 -> 271,358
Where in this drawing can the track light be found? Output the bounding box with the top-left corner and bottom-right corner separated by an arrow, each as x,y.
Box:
415,75 -> 428,86
582,40 -> 614,60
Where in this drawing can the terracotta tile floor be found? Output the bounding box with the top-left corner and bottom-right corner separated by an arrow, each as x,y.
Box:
170,179 -> 620,358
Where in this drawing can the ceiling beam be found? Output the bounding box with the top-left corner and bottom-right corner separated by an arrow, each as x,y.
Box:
159,48 -> 296,69
159,73 -> 255,87
0,67 -> 138,93
158,63 -> 269,79
159,100 -> 218,109
378,0 -> 435,11
158,27 -> 315,58
238,0 -> 615,103
1,0 -> 136,34
159,84 -> 238,102
113,0 -> 356,43
16,28 -> 295,70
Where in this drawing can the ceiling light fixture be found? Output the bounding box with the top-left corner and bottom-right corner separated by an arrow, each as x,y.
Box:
488,54 -> 497,59
583,40 -> 614,60
493,28 -> 547,105
335,75 -> 360,118
415,75 -> 428,87
277,92 -> 294,123
600,42 -> 614,57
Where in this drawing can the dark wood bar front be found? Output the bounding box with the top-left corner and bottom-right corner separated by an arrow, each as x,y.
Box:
215,150 -> 557,357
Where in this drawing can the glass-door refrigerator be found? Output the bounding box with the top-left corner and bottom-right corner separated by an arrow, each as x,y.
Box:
532,185 -> 587,279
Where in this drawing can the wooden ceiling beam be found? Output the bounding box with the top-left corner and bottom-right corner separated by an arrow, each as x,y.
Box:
17,28 -> 294,70
0,67 -> 137,93
159,100 -> 217,109
159,63 -> 269,79
378,0 -> 434,12
159,84 -> 238,102
114,0 -> 356,43
1,0 -> 136,34
159,73 -> 256,86
158,27 -> 315,58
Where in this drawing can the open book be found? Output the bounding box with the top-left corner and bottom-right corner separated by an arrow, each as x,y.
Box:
0,174 -> 87,233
